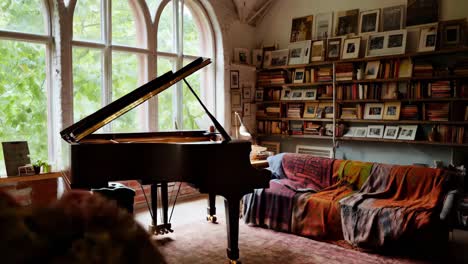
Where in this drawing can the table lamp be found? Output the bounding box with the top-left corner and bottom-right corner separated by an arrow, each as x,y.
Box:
234,112 -> 251,139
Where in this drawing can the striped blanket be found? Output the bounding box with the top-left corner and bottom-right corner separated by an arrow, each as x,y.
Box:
340,165 -> 447,248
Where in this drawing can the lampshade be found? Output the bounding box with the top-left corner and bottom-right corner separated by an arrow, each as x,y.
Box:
234,112 -> 252,139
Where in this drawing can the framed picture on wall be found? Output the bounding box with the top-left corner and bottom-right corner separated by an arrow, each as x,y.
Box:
359,9 -> 380,34
290,15 -> 314,42
243,103 -> 251,116
382,5 -> 405,31
255,89 -> 264,102
230,70 -> 239,89
231,90 -> 242,111
314,12 -> 333,40
418,23 -> 438,52
234,48 -> 250,64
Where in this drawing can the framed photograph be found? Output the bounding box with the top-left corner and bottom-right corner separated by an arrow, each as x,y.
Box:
231,91 -> 241,110
314,12 -> 333,40
303,102 -> 318,118
406,0 -> 438,27
326,38 -> 342,61
262,45 -> 275,68
255,89 -> 264,102
366,33 -> 385,57
290,15 -> 313,42
243,103 -> 251,117
252,49 -> 263,68
2,141 -> 31,176
385,29 -> 407,55
353,127 -> 368,138
260,141 -> 281,155
281,88 -> 292,100
270,49 -> 289,67
359,9 -> 380,34
303,88 -> 317,100
439,19 -> 466,49
243,86 -> 251,100
341,37 -> 361,59
343,127 -> 357,137
367,125 -> 384,138
382,5 -> 405,31
230,70 -> 239,89
364,103 -> 384,120
381,83 -> 398,99
318,102 -> 334,119
291,90 -> 304,100
293,68 -> 305,84
383,126 -> 399,139
288,40 -> 311,65
335,9 -> 359,36
365,61 -> 380,79
383,102 -> 401,120
234,48 -> 250,64
418,23 -> 438,52
398,58 -> 413,78
397,125 -> 418,140
311,40 -> 325,62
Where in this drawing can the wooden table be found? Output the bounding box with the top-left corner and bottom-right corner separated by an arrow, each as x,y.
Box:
0,172 -> 63,184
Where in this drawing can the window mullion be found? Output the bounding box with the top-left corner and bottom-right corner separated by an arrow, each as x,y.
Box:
173,0 -> 183,129
102,0 -> 112,132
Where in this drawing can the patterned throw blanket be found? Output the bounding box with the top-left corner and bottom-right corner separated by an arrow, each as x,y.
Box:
340,165 -> 447,248
292,160 -> 373,240
243,154 -> 334,232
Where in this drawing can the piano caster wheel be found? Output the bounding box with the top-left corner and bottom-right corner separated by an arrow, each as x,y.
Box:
228,259 -> 241,264
206,215 -> 217,223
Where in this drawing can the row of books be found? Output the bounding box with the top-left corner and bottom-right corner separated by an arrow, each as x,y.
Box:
423,103 -> 450,121
438,125 -> 466,144
257,70 -> 288,86
257,120 -> 283,135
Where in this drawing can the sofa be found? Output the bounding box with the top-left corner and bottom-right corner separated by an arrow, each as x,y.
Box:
242,153 -> 460,250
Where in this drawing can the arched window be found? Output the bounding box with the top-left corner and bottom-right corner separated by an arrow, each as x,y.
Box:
0,1 -> 52,175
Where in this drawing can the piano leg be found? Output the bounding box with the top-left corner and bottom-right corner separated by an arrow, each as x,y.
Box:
150,184 -> 158,228
206,193 -> 217,223
150,183 -> 173,235
224,195 -> 241,263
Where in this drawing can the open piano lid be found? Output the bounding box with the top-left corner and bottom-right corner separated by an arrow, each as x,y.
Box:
61,57 -> 229,143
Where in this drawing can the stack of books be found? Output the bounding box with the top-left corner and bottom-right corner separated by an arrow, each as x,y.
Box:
317,66 -> 333,82
400,104 -> 419,120
438,125 -> 466,144
265,105 -> 281,117
430,81 -> 452,98
303,122 -> 321,135
335,63 -> 354,81
257,70 -> 288,86
289,120 -> 303,135
413,63 -> 433,77
287,103 -> 303,118
454,59 -> 468,76
424,103 -> 449,121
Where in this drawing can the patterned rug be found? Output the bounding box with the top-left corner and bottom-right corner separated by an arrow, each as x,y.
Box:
151,216 -> 435,264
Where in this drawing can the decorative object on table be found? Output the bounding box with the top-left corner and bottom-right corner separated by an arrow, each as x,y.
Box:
303,88 -> 317,100
314,12 -> 333,40
418,23 -> 438,52
311,40 -> 325,61
230,70 -> 239,89
367,125 -> 384,138
364,103 -> 384,120
406,0 -> 438,27
233,111 -> 251,139
334,9 -> 359,36
303,102 -> 318,118
2,141 -> 31,176
254,89 -> 264,102
364,61 -> 380,79
231,90 -> 242,111
353,127 -> 368,138
290,15 -> 313,42
288,40 -> 311,65
439,19 -> 466,50
293,68 -> 305,83
341,37 -> 361,59
326,38 -> 342,61
270,49 -> 289,67
397,125 -> 418,140
383,102 -> 401,120
381,5 -> 405,31
252,49 -> 263,68
233,48 -> 250,64
383,126 -> 400,139
33,159 -> 50,174
359,9 -> 380,34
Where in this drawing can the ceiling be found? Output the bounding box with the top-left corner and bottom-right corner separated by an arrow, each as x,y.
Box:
231,0 -> 276,26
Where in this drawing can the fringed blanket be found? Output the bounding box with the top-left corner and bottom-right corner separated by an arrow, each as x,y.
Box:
282,153 -> 335,191
292,160 -> 373,240
340,165 -> 447,248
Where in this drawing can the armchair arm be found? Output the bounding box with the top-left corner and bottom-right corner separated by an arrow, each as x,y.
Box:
440,189 -> 459,221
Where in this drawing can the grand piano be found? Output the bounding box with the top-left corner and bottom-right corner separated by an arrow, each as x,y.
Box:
60,57 -> 271,263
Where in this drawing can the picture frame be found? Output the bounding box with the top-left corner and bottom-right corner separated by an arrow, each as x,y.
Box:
326,38 -> 342,61
418,23 -> 438,52
243,103 -> 251,117
398,59 -> 413,78
353,127 -> 368,138
303,88 -> 317,100
270,49 -> 289,67
439,19 -> 466,49
242,86 -> 251,100
364,103 -> 384,120
291,89 -> 304,100
382,5 -> 405,31
397,125 -> 418,140
383,126 -> 400,139
230,70 -> 239,89
281,88 -> 292,100
261,45 -> 276,68
359,9 -> 380,34
406,0 -> 438,27
234,48 -> 250,64
311,40 -> 325,62
255,89 -> 264,102
293,68 -> 305,83
383,102 -> 401,120
260,141 -> 281,155
367,125 -> 384,138
335,9 -> 359,37
341,37 -> 361,59
252,49 -> 263,68
365,61 -> 380,79
2,141 -> 31,176
366,32 -> 386,57
290,15 -> 313,42
231,91 -> 242,110
288,40 -> 311,65
318,102 -> 334,119
343,127 -> 357,137
385,29 -> 407,55
303,102 -> 318,118
314,12 -> 333,40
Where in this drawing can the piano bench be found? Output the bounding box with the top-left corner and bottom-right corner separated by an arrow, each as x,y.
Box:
91,182 -> 136,213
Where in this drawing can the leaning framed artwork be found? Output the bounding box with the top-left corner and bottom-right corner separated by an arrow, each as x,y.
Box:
311,40 -> 325,62
314,12 -> 333,40
359,9 -> 380,34
382,5 -> 405,31
326,38 -> 342,61
334,9 -> 359,36
397,125 -> 418,140
439,19 -> 466,49
288,40 -> 311,65
418,23 -> 438,52
364,103 -> 384,120
341,37 -> 361,59
270,49 -> 289,67
290,15 -> 313,42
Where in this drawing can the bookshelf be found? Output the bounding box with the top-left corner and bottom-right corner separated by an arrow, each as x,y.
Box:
254,48 -> 468,146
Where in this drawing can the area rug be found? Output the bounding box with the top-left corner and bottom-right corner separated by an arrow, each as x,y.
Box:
151,216 -> 433,264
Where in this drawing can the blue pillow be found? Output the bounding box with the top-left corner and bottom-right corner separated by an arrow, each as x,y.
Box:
267,153 -> 286,179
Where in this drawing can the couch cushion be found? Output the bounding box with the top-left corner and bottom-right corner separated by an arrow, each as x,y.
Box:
281,154 -> 334,191
267,153 -> 287,179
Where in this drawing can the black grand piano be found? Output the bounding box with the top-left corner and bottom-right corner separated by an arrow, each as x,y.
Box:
60,57 -> 271,263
